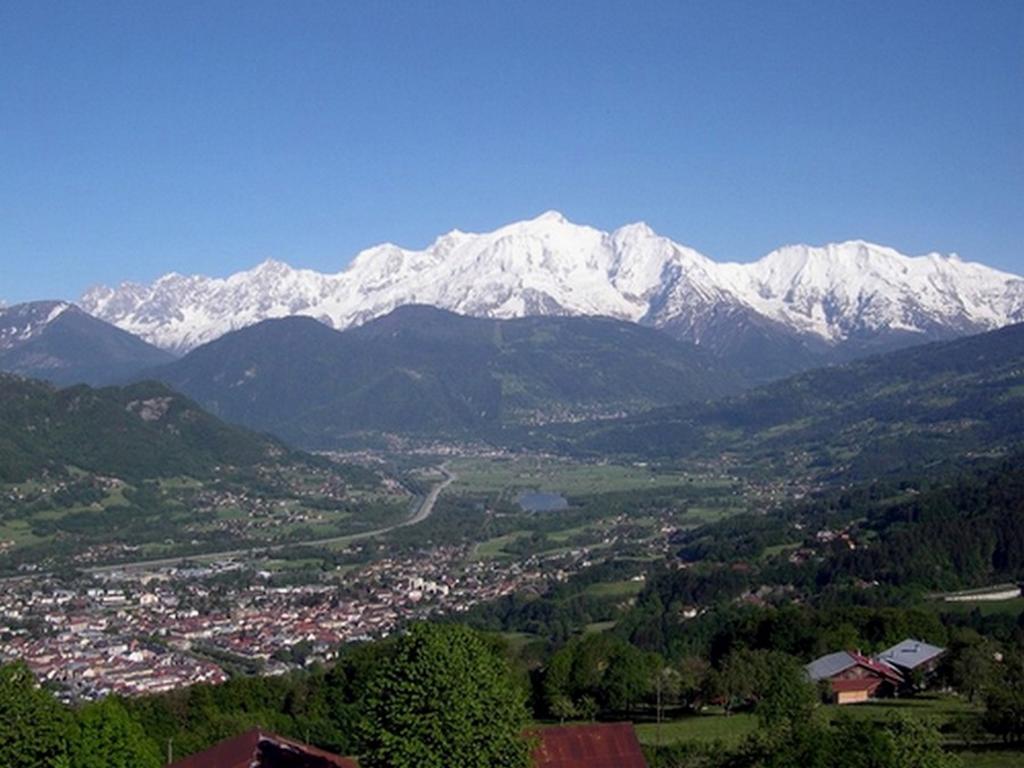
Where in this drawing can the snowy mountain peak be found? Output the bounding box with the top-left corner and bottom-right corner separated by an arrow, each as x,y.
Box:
428,228 -> 469,252
531,209 -> 569,224
734,241 -> 1024,340
0,300 -> 74,351
613,221 -> 657,241
78,216 -> 1024,354
249,258 -> 295,275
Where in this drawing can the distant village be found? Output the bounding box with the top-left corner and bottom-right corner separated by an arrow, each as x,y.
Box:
0,471 -> 872,703
0,537 -> 614,701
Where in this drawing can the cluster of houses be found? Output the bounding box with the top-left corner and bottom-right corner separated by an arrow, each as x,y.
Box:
1,536 -> 614,699
805,638 -> 946,705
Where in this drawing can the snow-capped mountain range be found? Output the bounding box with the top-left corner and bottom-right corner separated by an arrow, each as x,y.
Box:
80,211 -> 1024,359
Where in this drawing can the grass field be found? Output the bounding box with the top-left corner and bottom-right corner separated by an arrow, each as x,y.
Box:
635,711 -> 758,747
762,541 -> 801,558
473,522 -> 615,561
684,505 -> 739,524
546,524 -> 594,542
582,579 -> 645,599
953,747 -> 1024,767
0,462 -> 411,572
636,695 -> 988,748
630,695 -> 1024,765
822,694 -> 976,728
475,531 -> 530,559
0,519 -> 40,546
934,596 -> 1024,617
449,456 -> 747,547
498,631 -> 541,654
448,456 -> 733,498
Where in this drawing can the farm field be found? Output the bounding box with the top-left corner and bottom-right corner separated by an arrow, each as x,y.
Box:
582,579 -> 645,599
633,695 -> 1024,766
823,694 -> 976,725
449,455 -> 749,552
448,456 -> 737,498
635,710 -> 758,747
474,531 -> 532,559
933,596 -> 1024,617
0,461 -> 411,573
954,748 -> 1024,767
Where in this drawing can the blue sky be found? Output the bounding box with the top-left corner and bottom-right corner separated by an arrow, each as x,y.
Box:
1,0 -> 1022,303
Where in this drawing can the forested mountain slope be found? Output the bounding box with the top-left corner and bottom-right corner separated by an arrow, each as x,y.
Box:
550,322 -> 1024,480
142,305 -> 747,447
0,375 -> 288,483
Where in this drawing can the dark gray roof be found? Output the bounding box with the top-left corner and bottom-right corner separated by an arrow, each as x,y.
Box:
805,651 -> 856,681
876,639 -> 945,671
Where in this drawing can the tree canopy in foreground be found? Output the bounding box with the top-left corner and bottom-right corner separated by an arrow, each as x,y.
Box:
359,622 -> 531,768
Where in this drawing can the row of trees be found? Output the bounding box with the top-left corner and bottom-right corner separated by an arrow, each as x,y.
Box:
535,625 -> 1024,735
541,632 -> 824,723
1,624 -> 533,768
6,619 -> 1022,767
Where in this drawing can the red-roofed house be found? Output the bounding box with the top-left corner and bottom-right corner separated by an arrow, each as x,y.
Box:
167,729 -> 357,768
805,650 -> 903,705
531,722 -> 648,768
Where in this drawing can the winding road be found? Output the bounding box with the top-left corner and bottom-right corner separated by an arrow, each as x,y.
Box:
80,464 -> 457,576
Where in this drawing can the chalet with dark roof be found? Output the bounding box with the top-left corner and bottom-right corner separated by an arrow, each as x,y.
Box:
876,638 -> 945,677
805,650 -> 903,705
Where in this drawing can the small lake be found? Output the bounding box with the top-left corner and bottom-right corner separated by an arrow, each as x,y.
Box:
517,490 -> 569,512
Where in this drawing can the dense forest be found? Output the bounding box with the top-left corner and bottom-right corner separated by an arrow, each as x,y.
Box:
540,322 -> 1024,481
0,375 -> 292,483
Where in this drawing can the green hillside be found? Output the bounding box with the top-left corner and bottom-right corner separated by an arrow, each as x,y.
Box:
144,305 -> 749,447
547,322 -> 1024,480
0,375 -> 287,483
0,374 -> 402,571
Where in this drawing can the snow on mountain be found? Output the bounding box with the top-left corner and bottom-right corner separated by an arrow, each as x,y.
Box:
0,301 -> 72,351
719,241 -> 1024,341
80,212 -> 1024,353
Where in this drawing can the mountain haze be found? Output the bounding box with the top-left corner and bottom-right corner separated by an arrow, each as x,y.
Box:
0,301 -> 175,387
82,213 -> 1024,379
140,305 -> 745,447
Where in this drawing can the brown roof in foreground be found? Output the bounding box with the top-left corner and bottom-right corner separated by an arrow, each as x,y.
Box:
530,722 -> 648,768
167,729 -> 357,768
168,721 -> 648,768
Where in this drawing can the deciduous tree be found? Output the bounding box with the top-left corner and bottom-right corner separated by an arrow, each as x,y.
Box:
360,623 -> 530,768
70,697 -> 161,768
0,662 -> 72,768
